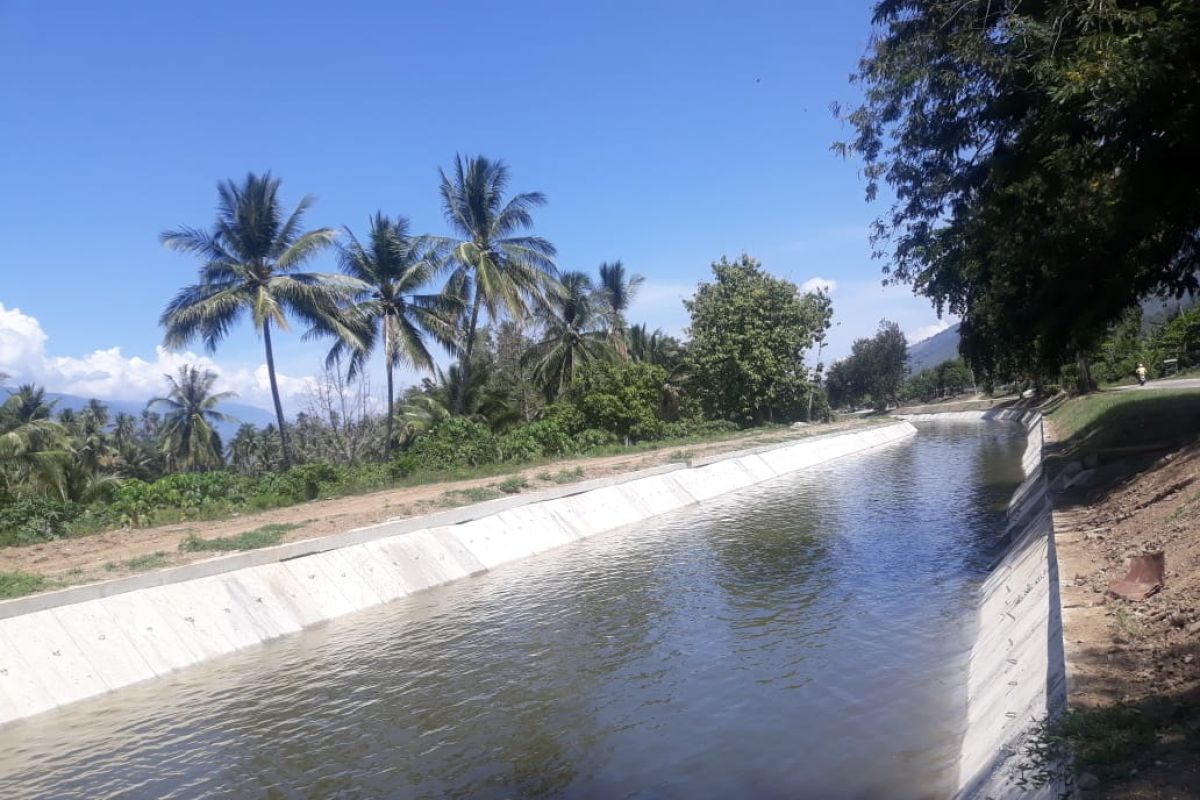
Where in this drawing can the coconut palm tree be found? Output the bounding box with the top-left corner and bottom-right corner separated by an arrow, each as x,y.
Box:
160,172 -> 361,466
524,271 -> 614,401
0,384 -> 70,496
436,155 -> 557,414
326,213 -> 461,453
148,366 -> 237,472
596,261 -> 644,354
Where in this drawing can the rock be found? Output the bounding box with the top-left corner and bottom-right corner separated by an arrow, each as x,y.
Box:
1187,620 -> 1200,636
1077,771 -> 1101,790
1170,612 -> 1189,629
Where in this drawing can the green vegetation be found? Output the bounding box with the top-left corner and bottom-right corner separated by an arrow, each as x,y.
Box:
495,475 -> 527,494
106,552 -> 170,573
826,321 -> 908,411
841,1 -> 1200,389
1019,707 -> 1160,789
440,486 -> 504,507
1048,390 -> 1200,452
543,467 -> 584,484
2,156 -> 840,550
900,359 -> 975,404
0,570 -> 46,599
686,255 -> 832,425
179,523 -> 301,553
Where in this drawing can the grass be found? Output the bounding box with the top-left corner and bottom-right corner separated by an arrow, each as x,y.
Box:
1045,389 -> 1200,476
104,551 -> 170,573
548,467 -> 584,484
179,523 -> 301,553
495,476 -> 528,494
1018,707 -> 1160,789
439,486 -> 504,507
0,571 -> 46,599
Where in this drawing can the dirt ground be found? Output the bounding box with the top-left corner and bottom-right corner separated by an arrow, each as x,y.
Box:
1049,420 -> 1200,798
0,420 -> 869,594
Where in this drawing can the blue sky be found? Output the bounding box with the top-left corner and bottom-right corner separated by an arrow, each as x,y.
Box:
0,0 -> 950,412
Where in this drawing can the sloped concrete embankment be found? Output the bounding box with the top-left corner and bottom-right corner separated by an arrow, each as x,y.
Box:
901,411 -> 1068,799
0,422 -> 916,726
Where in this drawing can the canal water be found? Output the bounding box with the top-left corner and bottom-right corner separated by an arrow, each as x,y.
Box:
0,423 -> 1025,799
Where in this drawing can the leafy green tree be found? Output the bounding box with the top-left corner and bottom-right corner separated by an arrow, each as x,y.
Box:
436,155 -> 557,414
328,213 -> 461,453
569,361 -> 669,444
524,271 -> 613,401
827,321 -> 908,411
148,366 -> 236,472
839,1 -> 1200,383
160,172 -> 359,465
684,255 -> 832,424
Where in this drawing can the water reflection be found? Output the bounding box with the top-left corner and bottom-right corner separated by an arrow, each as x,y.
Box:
0,423 -> 1024,799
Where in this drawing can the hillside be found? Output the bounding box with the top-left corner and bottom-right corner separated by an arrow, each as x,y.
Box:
906,323 -> 961,373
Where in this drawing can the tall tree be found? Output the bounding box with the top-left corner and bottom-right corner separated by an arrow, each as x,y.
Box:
148,366 -> 237,472
0,385 -> 69,496
826,320 -> 908,411
160,172 -> 359,465
596,260 -> 644,354
436,155 -> 557,414
524,271 -> 613,401
685,255 -> 833,424
839,0 -> 1200,382
328,213 -> 460,453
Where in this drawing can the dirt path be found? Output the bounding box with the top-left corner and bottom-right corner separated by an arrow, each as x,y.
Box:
1048,418 -> 1200,798
1,420 -> 871,593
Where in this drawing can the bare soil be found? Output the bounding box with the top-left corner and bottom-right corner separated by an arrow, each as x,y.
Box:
0,420 -> 869,594
1049,419 -> 1200,799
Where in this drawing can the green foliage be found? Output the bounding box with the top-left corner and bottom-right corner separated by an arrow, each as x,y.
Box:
108,552 -> 170,572
841,1 -> 1200,382
179,523 -> 300,553
685,255 -> 831,424
0,496 -> 84,545
569,361 -> 669,442
826,321 -> 908,410
409,418 -> 500,468
544,467 -> 585,484
497,419 -> 575,462
0,571 -> 46,599
902,359 -> 975,403
571,428 -> 619,449
495,475 -> 528,494
439,486 -> 504,507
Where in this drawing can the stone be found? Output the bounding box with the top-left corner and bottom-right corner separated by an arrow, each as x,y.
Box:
1077,771 -> 1101,790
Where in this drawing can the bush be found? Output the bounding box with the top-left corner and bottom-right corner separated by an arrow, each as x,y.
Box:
572,428 -> 618,450
497,419 -> 575,462
409,418 -> 500,468
0,497 -> 84,545
259,462 -> 345,502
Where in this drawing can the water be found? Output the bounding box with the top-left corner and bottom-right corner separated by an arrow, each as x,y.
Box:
0,423 -> 1025,799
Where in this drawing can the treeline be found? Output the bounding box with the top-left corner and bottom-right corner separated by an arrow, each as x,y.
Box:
842,1 -> 1200,391
1,158 -> 835,546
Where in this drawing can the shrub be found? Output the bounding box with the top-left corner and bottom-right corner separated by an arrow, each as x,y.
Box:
0,571 -> 46,599
495,475 -> 528,494
179,523 -> 299,552
410,418 -> 500,468
572,428 -> 618,450
497,419 -> 575,462
0,497 -> 84,545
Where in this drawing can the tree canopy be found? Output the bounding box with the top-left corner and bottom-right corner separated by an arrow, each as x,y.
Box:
826,320 -> 908,411
840,0 -> 1200,381
684,255 -> 832,425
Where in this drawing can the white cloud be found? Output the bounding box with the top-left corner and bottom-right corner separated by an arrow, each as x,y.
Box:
799,276 -> 837,295
628,279 -> 695,337
0,302 -> 315,412
907,318 -> 953,345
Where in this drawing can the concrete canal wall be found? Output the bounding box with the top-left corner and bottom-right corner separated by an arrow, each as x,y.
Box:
0,421 -> 917,727
900,410 -> 1068,799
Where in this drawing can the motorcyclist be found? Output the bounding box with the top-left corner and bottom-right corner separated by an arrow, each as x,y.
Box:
1135,363 -> 1148,386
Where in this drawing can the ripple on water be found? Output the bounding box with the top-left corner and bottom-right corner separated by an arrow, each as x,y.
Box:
0,422 -> 1024,800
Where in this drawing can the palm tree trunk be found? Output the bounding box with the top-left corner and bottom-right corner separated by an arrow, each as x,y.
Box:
262,320 -> 291,468
454,291 -> 483,415
385,343 -> 395,457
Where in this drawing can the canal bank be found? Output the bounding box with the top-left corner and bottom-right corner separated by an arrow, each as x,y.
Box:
0,421 -> 917,727
900,410 -> 1069,799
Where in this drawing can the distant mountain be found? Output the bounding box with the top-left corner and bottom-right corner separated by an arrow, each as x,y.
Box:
0,389 -> 275,440
906,323 -> 961,374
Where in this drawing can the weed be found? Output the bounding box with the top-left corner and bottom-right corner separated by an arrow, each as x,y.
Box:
1016,707 -> 1159,790
179,523 -> 300,553
439,487 -> 504,507
495,476 -> 528,494
122,552 -> 170,571
0,571 -> 46,599
550,467 -> 585,484
667,449 -> 694,463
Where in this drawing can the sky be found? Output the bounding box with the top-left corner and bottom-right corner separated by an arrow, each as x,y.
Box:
0,0 -> 953,413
